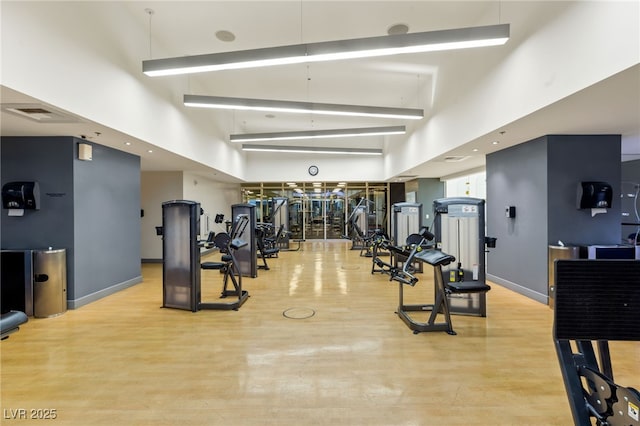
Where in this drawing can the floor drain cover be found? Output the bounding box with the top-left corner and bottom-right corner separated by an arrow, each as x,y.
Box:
283,307 -> 316,319
340,265 -> 360,270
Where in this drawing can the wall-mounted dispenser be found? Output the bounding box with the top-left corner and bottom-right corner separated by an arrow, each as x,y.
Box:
577,181 -> 612,217
2,181 -> 40,215
577,181 -> 612,208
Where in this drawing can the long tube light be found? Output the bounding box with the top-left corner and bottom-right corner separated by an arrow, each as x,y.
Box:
242,144 -> 383,156
184,95 -> 423,120
144,24 -> 509,76
230,125 -> 405,142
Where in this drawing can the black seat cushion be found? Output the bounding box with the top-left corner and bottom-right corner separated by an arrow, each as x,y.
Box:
201,262 -> 225,270
446,282 -> 491,293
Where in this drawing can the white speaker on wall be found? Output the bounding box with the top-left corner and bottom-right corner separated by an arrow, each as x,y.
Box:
78,143 -> 92,161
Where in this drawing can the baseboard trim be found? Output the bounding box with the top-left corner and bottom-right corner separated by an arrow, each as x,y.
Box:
67,276 -> 143,309
487,274 -> 548,305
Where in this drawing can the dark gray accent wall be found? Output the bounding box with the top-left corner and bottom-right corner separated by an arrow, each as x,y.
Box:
1,136 -> 75,262
405,178 -> 445,226
486,137 -> 549,300
621,159 -> 640,242
547,135 -> 621,246
486,135 -> 621,303
417,178 -> 445,227
73,142 -> 141,304
1,136 -> 141,308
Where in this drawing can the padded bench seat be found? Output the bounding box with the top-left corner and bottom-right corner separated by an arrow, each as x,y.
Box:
446,281 -> 491,293
1,310 -> 28,340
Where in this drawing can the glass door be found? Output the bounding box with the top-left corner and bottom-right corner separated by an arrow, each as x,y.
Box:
241,182 -> 387,241
326,183 -> 346,239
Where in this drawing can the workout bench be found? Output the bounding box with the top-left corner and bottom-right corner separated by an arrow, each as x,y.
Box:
1,310 -> 28,340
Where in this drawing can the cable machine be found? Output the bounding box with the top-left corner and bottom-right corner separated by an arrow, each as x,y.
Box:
231,203 -> 257,278
433,197 -> 493,317
270,197 -> 290,249
161,200 -> 250,312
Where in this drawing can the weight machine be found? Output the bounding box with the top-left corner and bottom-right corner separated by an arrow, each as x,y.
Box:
231,203 -> 257,278
199,215 -> 250,310
388,227 -> 458,335
433,198 -> 493,316
344,198 -> 376,254
161,200 -> 250,312
269,197 -> 290,250
554,259 -> 640,426
390,202 -> 424,273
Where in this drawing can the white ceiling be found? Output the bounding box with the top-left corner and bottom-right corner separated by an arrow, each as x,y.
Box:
1,1 -> 638,182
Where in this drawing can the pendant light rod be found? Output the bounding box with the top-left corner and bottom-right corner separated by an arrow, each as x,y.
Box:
184,95 -> 423,120
230,125 -> 406,142
144,24 -> 509,77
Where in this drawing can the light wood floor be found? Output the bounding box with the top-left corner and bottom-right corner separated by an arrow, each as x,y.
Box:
1,240 -> 638,425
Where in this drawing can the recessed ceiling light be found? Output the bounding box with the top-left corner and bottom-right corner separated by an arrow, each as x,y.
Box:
147,149 -> 153,153
125,142 -> 132,146
216,30 -> 236,42
388,23 -> 410,35
492,141 -> 500,145
472,148 -> 479,152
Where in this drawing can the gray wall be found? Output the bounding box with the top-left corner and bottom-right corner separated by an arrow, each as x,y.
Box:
73,142 -> 141,305
486,135 -> 621,302
486,137 -> 549,300
405,178 -> 445,226
621,159 -> 640,242
1,136 -> 141,308
547,135 -> 621,246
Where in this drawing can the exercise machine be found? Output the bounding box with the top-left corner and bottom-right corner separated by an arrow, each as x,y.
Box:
200,215 -> 250,310
269,197 -> 290,250
231,203 -> 257,278
390,227 -> 458,335
1,310 -> 28,340
256,222 -> 280,270
162,200 -> 202,312
161,200 -> 250,312
433,198 -> 493,316
554,259 -> 640,426
370,229 -> 393,275
344,198 -> 376,253
390,202 -> 424,273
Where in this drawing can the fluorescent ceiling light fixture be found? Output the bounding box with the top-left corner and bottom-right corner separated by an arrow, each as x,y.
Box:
184,95 -> 423,120
143,24 -> 509,76
242,144 -> 382,156
231,125 -> 405,142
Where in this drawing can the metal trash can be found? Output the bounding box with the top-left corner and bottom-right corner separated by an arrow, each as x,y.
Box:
33,248 -> 67,318
548,245 -> 580,309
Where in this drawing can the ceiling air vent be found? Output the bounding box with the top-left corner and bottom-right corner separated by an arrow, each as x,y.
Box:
1,103 -> 81,123
444,156 -> 469,162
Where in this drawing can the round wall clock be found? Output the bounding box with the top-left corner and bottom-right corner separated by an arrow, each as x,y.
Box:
308,165 -> 319,176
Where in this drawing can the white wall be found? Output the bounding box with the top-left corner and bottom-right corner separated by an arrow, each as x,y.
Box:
1,2 -> 246,180
2,2 -> 637,184
140,172 -> 183,260
445,172 -> 487,199
385,1 -> 640,179
140,171 -> 241,260
243,150 -> 385,182
182,172 -> 242,237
